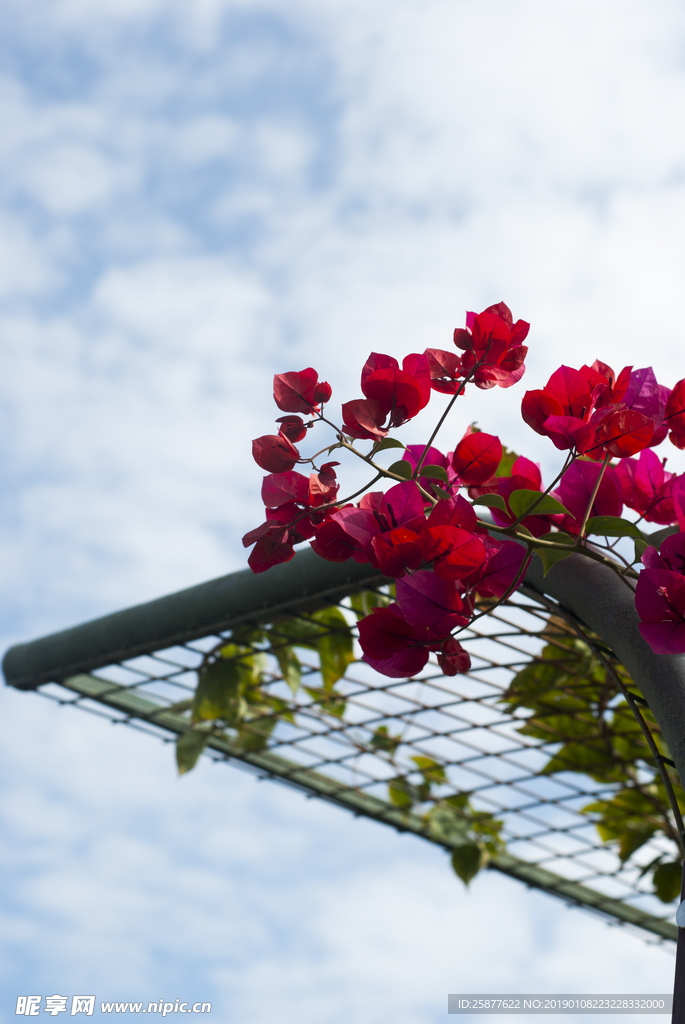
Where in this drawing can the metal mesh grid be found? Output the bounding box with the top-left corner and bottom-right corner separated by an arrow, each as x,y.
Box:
25,581 -> 680,944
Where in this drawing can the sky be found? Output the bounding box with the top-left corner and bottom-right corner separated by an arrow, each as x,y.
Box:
1,0 -> 685,1020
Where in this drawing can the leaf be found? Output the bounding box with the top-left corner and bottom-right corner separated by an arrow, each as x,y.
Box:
495,446 -> 518,478
349,590 -> 390,618
369,725 -> 401,754
451,842 -> 486,885
387,459 -> 413,480
412,755 -> 447,785
310,607 -> 355,690
536,534 -> 576,575
421,464 -> 449,483
585,516 -> 645,540
431,482 -> 452,500
273,645 -> 301,696
633,537 -> 650,564
304,686 -> 346,718
508,489 -> 570,519
176,728 -> 210,775
471,493 -> 507,512
427,805 -> 470,845
388,777 -> 416,809
653,860 -> 683,903
374,437 -> 406,453
192,657 -> 251,724
235,714 -> 276,752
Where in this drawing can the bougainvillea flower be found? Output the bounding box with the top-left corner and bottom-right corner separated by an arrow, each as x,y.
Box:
245,528 -> 296,574
313,380 -> 332,405
273,368 -> 321,413
310,517 -> 360,562
635,567 -> 685,654
261,470 -> 310,508
642,534 -> 685,575
395,570 -> 470,633
590,407 -> 654,457
437,637 -> 471,676
521,389 -> 564,435
252,433 -> 300,473
359,352 -> 432,427
418,525 -> 487,580
579,360 -> 631,409
552,460 -> 623,532
275,415 -> 308,443
452,429 -> 502,485
402,445 -> 452,493
615,449 -> 675,525
474,541 -> 531,599
309,462 -> 340,507
453,302 -> 529,390
621,367 -> 671,447
362,645 -> 430,679
424,348 -> 462,394
341,398 -> 389,440
424,492 -> 480,533
371,526 -> 424,577
666,378 -> 685,449
490,456 -> 553,537
541,414 -> 596,453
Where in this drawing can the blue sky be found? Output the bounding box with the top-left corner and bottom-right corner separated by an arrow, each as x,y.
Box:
2,1 -> 685,1020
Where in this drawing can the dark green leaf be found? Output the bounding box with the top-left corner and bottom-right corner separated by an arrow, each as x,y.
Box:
310,607 -> 355,689
653,860 -> 683,903
193,657 -> 251,723
273,645 -> 301,696
176,728 -> 210,775
374,437 -> 406,453
369,725 -> 401,754
427,805 -> 470,845
431,482 -> 452,500
633,537 -> 650,564
304,686 -> 346,718
421,464 -> 449,483
585,516 -> 645,540
451,842 -> 486,885
387,459 -> 413,480
536,534 -> 576,576
471,493 -> 507,512
508,489 -> 570,519
235,714 -> 276,752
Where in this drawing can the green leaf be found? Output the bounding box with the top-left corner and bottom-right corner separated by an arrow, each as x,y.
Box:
536,534 -> 576,576
235,714 -> 276,752
310,607 -> 355,690
431,482 -> 452,500
471,493 -> 507,512
369,725 -> 401,754
412,755 -> 447,785
427,805 -> 470,845
192,656 -> 251,724
633,537 -> 650,564
494,446 -> 518,478
349,590 -> 390,618
653,860 -> 683,903
374,437 -> 406,453
388,777 -> 416,809
273,645 -> 301,696
387,459 -> 413,480
304,686 -> 346,718
585,516 -> 645,540
508,489 -> 570,519
421,464 -> 449,483
451,842 -> 486,885
176,728 -> 210,775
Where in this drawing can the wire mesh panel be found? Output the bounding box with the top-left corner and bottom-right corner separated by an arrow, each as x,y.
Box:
8,556 -> 680,945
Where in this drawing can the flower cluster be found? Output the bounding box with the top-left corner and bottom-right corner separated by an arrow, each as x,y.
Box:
244,301 -> 685,673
